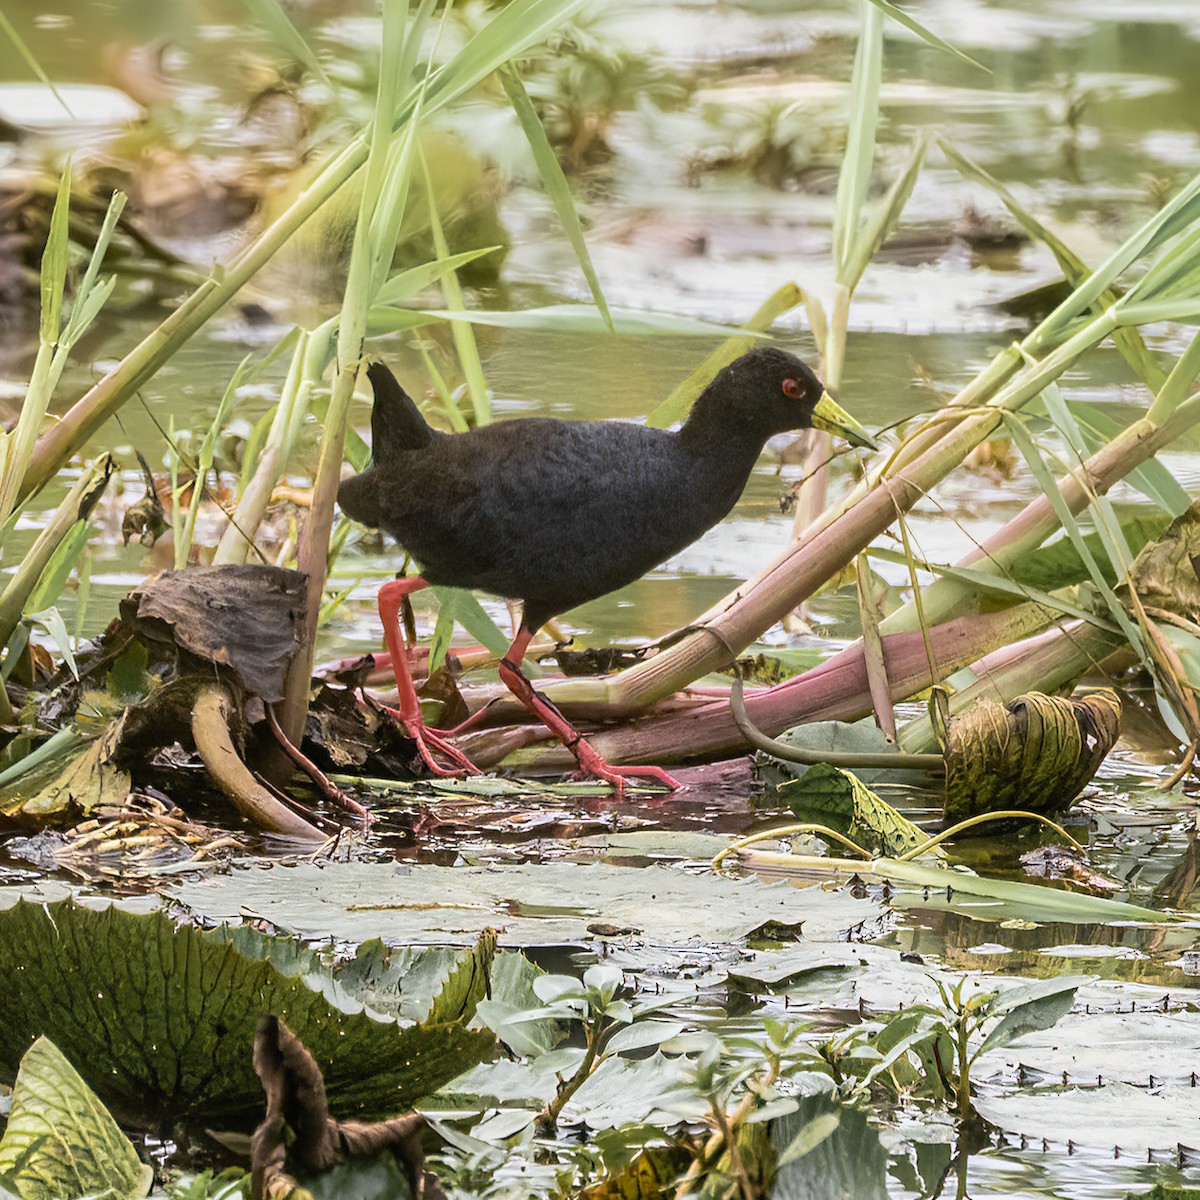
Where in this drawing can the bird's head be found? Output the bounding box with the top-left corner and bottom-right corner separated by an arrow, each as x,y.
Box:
710,347 -> 876,450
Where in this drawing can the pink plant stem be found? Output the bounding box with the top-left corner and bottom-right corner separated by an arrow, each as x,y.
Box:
486,604 -> 1051,771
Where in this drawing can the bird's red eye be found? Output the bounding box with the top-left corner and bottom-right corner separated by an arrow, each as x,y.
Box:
782,377 -> 803,399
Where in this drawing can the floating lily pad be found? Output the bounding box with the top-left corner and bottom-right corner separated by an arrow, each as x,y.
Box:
169,861 -> 881,947
0,899 -> 496,1129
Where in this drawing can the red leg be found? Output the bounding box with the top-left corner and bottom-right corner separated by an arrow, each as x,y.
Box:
377,576 -> 480,777
497,628 -> 680,797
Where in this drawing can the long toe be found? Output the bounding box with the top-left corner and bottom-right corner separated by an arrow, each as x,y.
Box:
385,709 -> 483,778
571,742 -> 681,796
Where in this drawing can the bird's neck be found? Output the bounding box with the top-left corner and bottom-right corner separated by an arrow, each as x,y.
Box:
677,390 -> 771,461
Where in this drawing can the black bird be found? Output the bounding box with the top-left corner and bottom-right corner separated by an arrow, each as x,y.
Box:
337,347 -> 875,791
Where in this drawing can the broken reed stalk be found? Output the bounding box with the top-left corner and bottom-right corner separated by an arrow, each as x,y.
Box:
508,386 -> 1200,767
278,364 -> 357,744
558,305 -> 1154,716
191,684 -> 324,841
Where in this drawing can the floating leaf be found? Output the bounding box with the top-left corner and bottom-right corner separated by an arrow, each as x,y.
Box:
758,720 -> 930,791
779,764 -> 926,857
0,1037 -> 152,1200
0,900 -> 496,1129
943,690 -> 1121,821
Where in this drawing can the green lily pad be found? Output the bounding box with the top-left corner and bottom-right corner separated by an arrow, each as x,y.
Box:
0,899 -> 496,1129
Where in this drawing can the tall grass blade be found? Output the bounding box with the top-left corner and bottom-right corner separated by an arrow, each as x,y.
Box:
421,0 -> 589,117
832,2 -> 883,282
1147,327 -> 1200,422
0,9 -> 71,114
863,0 -> 988,71
940,141 -> 1167,388
500,64 -> 613,332
39,168 -> 72,344
839,136 -> 928,291
179,357 -> 250,568
419,147 -> 491,426
371,304 -> 754,338
239,0 -> 332,89
1004,414 -> 1146,661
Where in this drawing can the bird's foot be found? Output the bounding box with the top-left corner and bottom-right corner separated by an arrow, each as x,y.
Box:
384,708 -> 482,778
570,740 -> 681,797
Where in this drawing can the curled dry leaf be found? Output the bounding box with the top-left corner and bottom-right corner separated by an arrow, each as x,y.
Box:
1126,501 -> 1200,622
120,564 -> 306,702
943,689 -> 1121,821
251,1016 -> 444,1200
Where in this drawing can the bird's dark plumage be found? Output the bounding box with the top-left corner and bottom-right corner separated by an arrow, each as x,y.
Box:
338,348 -> 832,630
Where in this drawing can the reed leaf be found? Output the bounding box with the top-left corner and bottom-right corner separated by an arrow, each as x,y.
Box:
0,10 -> 71,114
1147,327 -> 1200,423
832,1 -> 883,283
938,139 -> 1165,390
839,135 -> 928,291
863,0 -> 987,72
1004,414 -> 1147,661
178,357 -> 249,569
370,304 -> 751,338
239,0 -> 331,90
867,547 -> 1118,631
500,64 -> 613,332
1063,401 -> 1190,516
373,247 -> 503,306
38,168 -> 71,344
420,147 -> 490,426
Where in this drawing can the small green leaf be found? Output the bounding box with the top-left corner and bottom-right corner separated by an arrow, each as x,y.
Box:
0,1037 -> 152,1200
978,977 -> 1085,1054
780,764 -> 925,857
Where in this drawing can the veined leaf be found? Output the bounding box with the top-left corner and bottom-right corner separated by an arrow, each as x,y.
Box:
779,764 -> 926,858
0,1037 -> 152,1200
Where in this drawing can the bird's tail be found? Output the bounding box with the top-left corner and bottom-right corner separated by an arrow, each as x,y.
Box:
366,360 -> 433,460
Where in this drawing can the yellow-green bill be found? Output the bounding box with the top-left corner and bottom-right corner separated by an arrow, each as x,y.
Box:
811,390 -> 877,450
